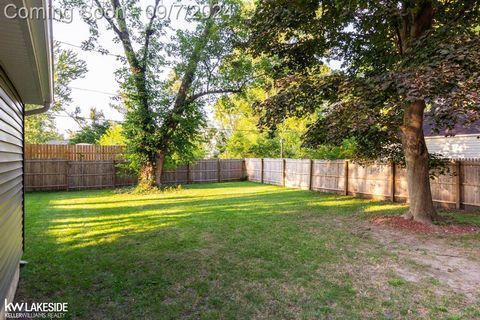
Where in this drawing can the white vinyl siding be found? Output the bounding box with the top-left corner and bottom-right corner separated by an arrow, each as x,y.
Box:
426,134 -> 480,159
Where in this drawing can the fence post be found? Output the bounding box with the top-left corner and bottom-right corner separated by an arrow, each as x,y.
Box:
217,159 -> 221,182
260,158 -> 264,184
112,160 -> 117,188
391,162 -> 396,202
309,159 -> 314,191
282,159 -> 286,187
344,160 -> 349,196
242,159 -> 246,180
65,160 -> 69,191
187,163 -> 191,184
456,161 -> 462,209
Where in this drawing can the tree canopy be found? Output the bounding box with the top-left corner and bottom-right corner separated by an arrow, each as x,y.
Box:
247,0 -> 480,223
249,0 -> 480,162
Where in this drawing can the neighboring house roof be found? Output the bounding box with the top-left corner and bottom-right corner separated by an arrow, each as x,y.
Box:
423,119 -> 480,137
0,0 -> 53,107
46,140 -> 69,145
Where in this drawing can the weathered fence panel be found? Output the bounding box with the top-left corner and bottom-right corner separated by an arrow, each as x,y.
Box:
285,159 -> 311,190
161,159 -> 244,184
67,161 -> 115,190
263,158 -> 284,186
245,158 -> 262,182
430,163 -> 457,206
311,160 -> 345,193
25,160 -> 136,192
25,160 -> 68,191
348,162 -> 392,200
190,159 -> 219,183
220,159 -> 245,181
162,165 -> 189,184
459,161 -> 480,208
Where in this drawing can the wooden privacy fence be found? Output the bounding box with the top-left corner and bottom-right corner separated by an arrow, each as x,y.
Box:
161,159 -> 245,184
24,144 -> 246,191
25,160 -> 136,191
23,145 -> 480,207
245,158 -> 480,209
25,159 -> 246,192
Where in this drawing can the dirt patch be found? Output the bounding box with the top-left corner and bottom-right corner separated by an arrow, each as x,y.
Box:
370,215 -> 480,235
366,222 -> 480,301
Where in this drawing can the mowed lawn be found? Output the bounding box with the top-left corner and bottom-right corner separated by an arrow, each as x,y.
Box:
18,182 -> 480,319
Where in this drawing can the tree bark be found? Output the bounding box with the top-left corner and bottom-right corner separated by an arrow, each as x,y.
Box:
401,101 -> 439,224
138,161 -> 156,189
155,153 -> 165,186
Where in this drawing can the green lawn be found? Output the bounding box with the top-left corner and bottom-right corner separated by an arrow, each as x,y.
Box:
19,182 -> 480,319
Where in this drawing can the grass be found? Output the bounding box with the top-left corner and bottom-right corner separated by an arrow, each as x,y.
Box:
19,182 -> 480,319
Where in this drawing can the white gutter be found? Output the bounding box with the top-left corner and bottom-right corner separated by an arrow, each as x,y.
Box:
24,0 -> 54,116
25,102 -> 51,116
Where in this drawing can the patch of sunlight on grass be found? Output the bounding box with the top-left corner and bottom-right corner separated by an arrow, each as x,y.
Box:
364,203 -> 408,213
50,210 -> 188,224
313,199 -> 365,207
50,221 -> 177,251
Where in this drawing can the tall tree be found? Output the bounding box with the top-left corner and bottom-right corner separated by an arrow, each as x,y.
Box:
25,43 -> 87,143
65,0 -> 250,188
248,0 -> 480,223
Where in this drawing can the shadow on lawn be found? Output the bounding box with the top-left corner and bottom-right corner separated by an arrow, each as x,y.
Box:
20,182 -> 409,319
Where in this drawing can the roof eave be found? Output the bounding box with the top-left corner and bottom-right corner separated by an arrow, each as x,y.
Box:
23,0 -> 54,113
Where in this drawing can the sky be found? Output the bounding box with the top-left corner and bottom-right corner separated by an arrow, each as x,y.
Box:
53,15 -> 124,136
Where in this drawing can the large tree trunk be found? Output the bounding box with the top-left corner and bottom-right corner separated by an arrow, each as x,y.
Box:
401,100 -> 439,224
155,153 -> 165,186
138,161 -> 156,189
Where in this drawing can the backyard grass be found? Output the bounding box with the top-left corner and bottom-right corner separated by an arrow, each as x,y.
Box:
18,182 -> 480,319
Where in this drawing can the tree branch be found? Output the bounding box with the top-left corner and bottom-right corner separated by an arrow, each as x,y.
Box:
108,0 -> 141,71
142,0 -> 161,70
93,0 -> 121,37
186,87 -> 243,105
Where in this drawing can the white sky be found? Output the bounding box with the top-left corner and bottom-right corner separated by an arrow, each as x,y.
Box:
53,17 -> 124,136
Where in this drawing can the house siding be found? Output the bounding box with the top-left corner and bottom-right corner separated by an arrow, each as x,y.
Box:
426,135 -> 480,159
0,67 -> 24,311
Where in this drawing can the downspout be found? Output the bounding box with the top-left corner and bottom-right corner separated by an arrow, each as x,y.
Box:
25,102 -> 51,116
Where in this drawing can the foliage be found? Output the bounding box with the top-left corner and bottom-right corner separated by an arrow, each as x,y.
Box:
25,43 -> 87,143
214,67 -> 356,159
99,123 -> 126,146
24,110 -> 64,144
69,108 -> 111,144
69,122 -> 111,145
248,1 -> 480,163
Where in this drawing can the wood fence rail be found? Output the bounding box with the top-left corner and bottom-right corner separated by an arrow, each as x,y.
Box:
245,158 -> 480,209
